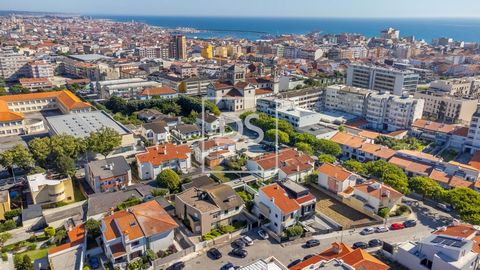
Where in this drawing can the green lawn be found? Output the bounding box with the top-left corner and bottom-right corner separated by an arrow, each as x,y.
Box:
73,181 -> 86,202
440,149 -> 458,162
211,166 -> 238,182
20,248 -> 48,261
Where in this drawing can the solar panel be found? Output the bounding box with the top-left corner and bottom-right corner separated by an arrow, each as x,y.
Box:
431,237 -> 443,243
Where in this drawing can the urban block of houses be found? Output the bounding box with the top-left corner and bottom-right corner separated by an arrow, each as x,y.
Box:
48,224 -> 86,270
135,143 -> 192,180
27,173 -> 75,206
290,242 -> 389,270
194,137 -> 236,166
175,183 -> 244,235
137,86 -> 178,100
344,180 -> 404,214
85,156 -> 132,193
0,90 -> 91,137
246,148 -> 314,182
101,200 -> 179,267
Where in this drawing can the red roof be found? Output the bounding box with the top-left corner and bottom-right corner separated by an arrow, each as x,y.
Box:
260,183 -> 300,214
317,163 -> 353,182
139,87 -> 177,96
136,143 -> 191,167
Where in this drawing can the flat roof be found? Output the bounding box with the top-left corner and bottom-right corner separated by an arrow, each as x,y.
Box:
46,110 -> 130,138
69,54 -> 111,62
298,123 -> 337,136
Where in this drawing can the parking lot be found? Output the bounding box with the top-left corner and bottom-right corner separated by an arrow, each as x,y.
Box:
310,187 -> 375,228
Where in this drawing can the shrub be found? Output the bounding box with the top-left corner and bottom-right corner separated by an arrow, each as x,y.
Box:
145,249 -> 158,261
44,227 -> 56,238
219,225 -> 235,234
237,191 -> 253,202
378,207 -> 390,218
27,243 -> 36,251
285,225 -> 303,238
4,209 -> 22,220
395,205 -> 410,216
117,197 -> 142,210
150,188 -> 169,197
1,253 -> 7,261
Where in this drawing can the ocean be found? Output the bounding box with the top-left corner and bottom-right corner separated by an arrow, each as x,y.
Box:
92,15 -> 480,42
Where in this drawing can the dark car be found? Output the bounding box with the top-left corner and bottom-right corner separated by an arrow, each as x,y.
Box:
368,239 -> 383,247
287,259 -> 302,268
230,248 -> 248,258
352,242 -> 368,249
303,254 -> 315,261
403,219 -> 417,228
88,256 -> 100,269
207,248 -> 222,260
305,239 -> 320,248
221,262 -> 234,270
168,262 -> 185,270
232,239 -> 246,249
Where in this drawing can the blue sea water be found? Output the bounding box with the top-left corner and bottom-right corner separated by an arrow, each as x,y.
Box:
92,15 -> 480,42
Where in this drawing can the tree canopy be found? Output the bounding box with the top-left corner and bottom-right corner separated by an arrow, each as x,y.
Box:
87,127 -> 122,159
156,169 -> 181,192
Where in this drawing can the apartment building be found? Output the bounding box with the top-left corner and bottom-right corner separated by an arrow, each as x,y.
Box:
0,49 -> 30,81
150,72 -> 214,96
414,90 -> 477,124
135,46 -> 169,59
169,35 -> 187,60
277,88 -> 324,110
325,85 -> 424,131
429,78 -> 475,96
175,183 -> 244,235
27,173 -> 75,206
101,200 -> 179,267
19,77 -> 53,91
346,63 -> 419,95
135,143 -> 192,180
29,60 -> 54,78
85,156 -> 132,193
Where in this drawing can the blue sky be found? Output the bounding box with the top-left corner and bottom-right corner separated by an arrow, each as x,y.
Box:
1,0 -> 480,18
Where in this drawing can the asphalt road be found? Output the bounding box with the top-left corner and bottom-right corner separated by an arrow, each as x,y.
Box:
182,198 -> 454,270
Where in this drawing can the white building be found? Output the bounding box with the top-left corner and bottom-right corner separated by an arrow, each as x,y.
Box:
135,143 -> 192,180
346,63 -> 419,95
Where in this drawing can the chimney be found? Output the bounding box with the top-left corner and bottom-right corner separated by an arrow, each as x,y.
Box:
332,243 -> 343,254
296,165 -> 300,172
177,116 -> 182,125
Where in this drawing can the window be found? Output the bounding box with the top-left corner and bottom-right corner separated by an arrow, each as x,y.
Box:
131,240 -> 140,246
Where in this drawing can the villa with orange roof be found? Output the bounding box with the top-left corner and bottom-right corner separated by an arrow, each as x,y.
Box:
137,86 -> 178,100
0,90 -> 91,137
247,148 -> 314,182
317,163 -> 360,194
254,183 -> 301,234
48,224 -> 86,270
290,242 -> 389,270
135,143 -> 192,180
101,200 -> 179,267
349,180 -> 404,213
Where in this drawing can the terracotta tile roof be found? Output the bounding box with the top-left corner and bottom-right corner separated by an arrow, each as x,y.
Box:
110,242 -> 126,258
136,143 -> 191,167
280,163 -> 313,176
199,137 -> 235,151
260,183 -> 300,214
331,132 -> 365,149
295,192 -> 316,205
359,143 -> 396,160
429,169 -> 451,184
19,77 -> 50,84
358,130 -> 381,140
0,90 -> 91,112
129,200 -> 178,237
397,150 -> 440,164
412,119 -> 459,134
341,248 -> 389,270
354,181 -> 403,201
48,224 -> 85,255
388,156 -> 432,176
139,87 -> 177,96
317,163 -> 353,182
253,148 -> 313,171
452,127 -> 469,137
0,111 -> 24,122
255,88 -> 273,95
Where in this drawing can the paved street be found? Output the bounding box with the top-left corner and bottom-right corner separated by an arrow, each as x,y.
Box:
183,198 -> 454,270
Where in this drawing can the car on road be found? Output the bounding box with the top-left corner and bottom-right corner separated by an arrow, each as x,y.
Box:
207,248 -> 222,260
88,256 -> 100,269
241,236 -> 254,246
352,242 -> 368,249
403,220 -> 417,228
368,239 -> 383,247
221,262 -> 234,270
436,203 -> 453,212
303,254 -> 315,261
287,259 -> 302,268
390,223 -> 405,230
232,239 -> 246,248
257,229 -> 269,239
168,262 -> 185,270
360,227 -> 374,235
375,226 -> 389,233
230,248 -> 248,258
305,239 -> 320,248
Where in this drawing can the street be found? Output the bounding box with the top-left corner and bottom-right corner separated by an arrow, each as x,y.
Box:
182,198 -> 454,269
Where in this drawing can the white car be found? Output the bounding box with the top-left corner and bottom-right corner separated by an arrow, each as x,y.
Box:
360,227 -> 374,235
257,229 -> 269,239
241,236 -> 254,246
375,226 -> 389,233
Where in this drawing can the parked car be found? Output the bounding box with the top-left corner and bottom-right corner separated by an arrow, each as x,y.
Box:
368,239 -> 383,247
168,262 -> 185,270
303,254 -> 315,261
360,227 -> 374,235
390,223 -> 405,230
287,259 -> 302,268
242,236 -> 254,246
352,242 -> 368,249
88,256 -> 100,269
232,239 -> 246,249
207,248 -> 222,260
230,248 -> 248,258
257,229 -> 269,239
305,239 -> 320,248
403,220 -> 417,228
221,262 -> 235,270
437,203 -> 453,212
375,226 -> 389,233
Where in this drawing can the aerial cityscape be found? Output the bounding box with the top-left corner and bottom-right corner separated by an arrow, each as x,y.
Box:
1,0 -> 480,270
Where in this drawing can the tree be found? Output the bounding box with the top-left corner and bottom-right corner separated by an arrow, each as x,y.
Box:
378,207 -> 390,218
338,124 -> 345,132
265,129 -> 290,145
87,127 -> 122,159
0,87 -> 6,96
409,176 -> 444,200
0,232 -> 11,247
51,135 -> 85,159
55,154 -> 76,177
0,145 -> 34,173
343,160 -> 367,175
295,142 -> 313,155
44,227 -> 56,238
28,137 -> 51,166
9,85 -> 30,94
318,154 -> 336,164
85,218 -> 101,238
446,187 -> 480,224
156,169 -> 181,191
365,160 -> 409,194
317,139 -> 342,156
54,229 -> 67,244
